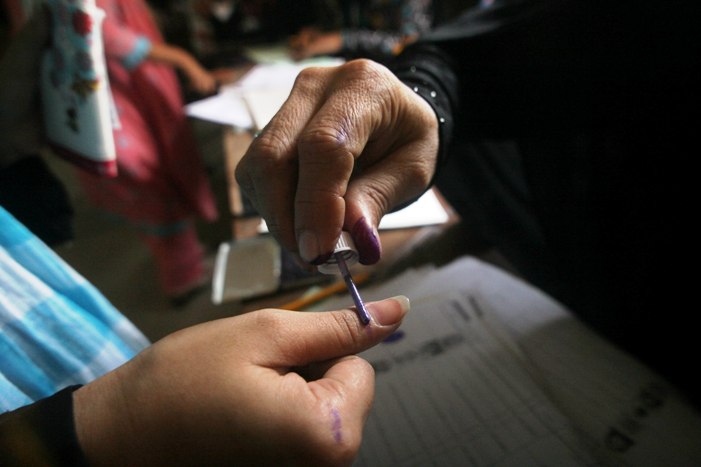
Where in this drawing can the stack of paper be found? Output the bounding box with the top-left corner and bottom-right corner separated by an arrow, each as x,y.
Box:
185,58 -> 344,130
313,257 -> 701,466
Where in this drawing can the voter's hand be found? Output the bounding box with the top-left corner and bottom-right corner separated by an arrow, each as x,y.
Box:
74,297 -> 410,466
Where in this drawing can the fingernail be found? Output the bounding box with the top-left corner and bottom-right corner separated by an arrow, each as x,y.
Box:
351,217 -> 381,264
298,230 -> 320,263
291,253 -> 317,272
370,295 -> 410,326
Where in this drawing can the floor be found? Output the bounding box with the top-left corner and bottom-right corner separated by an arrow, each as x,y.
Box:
50,120 -> 244,343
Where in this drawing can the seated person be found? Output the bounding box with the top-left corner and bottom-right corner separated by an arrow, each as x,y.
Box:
289,0 -> 434,63
192,0 -> 341,55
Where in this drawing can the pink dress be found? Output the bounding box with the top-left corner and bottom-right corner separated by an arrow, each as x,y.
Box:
78,0 -> 218,296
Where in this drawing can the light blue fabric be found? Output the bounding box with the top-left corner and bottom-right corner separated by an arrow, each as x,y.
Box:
0,206 -> 149,412
122,36 -> 152,70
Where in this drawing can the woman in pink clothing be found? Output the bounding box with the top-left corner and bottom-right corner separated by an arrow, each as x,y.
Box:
78,0 -> 219,303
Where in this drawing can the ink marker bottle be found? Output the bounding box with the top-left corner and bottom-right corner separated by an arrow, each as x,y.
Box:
318,232 -> 371,325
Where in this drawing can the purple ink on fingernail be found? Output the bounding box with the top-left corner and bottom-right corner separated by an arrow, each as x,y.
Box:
331,408 -> 343,444
351,217 -> 381,265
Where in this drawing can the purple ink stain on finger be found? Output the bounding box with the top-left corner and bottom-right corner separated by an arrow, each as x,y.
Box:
331,408 -> 343,444
383,330 -> 405,343
351,217 -> 381,265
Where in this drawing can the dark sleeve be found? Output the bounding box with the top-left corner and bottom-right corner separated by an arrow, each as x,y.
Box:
392,44 -> 457,175
393,0 -> 597,140
341,0 -> 433,60
341,28 -> 405,59
394,0 -> 698,139
390,0 -> 569,173
0,385 -> 89,466
0,156 -> 74,247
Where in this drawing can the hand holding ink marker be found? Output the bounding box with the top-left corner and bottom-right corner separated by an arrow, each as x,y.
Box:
317,232 -> 372,325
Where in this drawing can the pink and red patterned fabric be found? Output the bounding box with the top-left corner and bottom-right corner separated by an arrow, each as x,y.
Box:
78,0 -> 217,295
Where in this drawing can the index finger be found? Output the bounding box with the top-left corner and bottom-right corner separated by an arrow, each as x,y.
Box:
293,60 -> 401,263
235,65 -> 337,254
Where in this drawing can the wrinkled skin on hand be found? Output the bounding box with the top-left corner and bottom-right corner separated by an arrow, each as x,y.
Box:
74,297 -> 410,466
235,59 -> 439,266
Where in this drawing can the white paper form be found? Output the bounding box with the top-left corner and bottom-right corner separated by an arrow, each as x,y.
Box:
419,259 -> 701,467
353,291 -> 597,466
314,257 -> 701,466
184,89 -> 253,128
185,58 -> 344,130
378,189 -> 450,230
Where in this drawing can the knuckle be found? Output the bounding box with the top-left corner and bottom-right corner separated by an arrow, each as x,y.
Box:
340,59 -> 391,85
297,416 -> 362,467
327,311 -> 364,350
294,189 -> 341,211
297,125 -> 354,168
250,309 -> 287,335
366,191 -> 392,223
251,130 -> 287,162
248,309 -> 291,351
359,178 -> 394,215
293,66 -> 329,95
403,158 -> 434,189
234,157 -> 253,190
243,136 -> 296,180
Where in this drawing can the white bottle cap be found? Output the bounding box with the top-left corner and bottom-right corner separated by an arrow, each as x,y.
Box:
317,231 -> 359,274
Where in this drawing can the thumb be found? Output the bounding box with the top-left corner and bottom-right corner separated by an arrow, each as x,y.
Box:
263,296 -> 410,367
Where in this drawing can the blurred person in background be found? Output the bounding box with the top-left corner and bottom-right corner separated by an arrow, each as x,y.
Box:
74,0 -> 220,305
191,0 -> 341,64
289,0 -> 434,63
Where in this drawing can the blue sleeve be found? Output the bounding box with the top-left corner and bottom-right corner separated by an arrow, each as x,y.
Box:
122,36 -> 152,70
